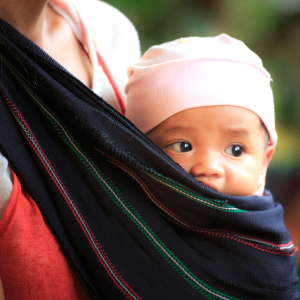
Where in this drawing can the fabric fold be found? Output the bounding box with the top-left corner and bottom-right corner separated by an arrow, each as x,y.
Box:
0,18 -> 298,300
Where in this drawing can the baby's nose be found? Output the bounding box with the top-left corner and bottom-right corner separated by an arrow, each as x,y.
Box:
189,154 -> 225,179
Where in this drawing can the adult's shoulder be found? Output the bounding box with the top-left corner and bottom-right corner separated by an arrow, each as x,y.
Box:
69,0 -> 141,103
70,0 -> 140,63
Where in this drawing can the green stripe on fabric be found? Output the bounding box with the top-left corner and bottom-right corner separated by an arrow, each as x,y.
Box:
297,267 -> 300,295
142,168 -> 247,213
0,44 -> 240,300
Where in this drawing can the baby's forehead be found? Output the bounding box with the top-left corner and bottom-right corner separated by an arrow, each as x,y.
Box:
154,106 -> 267,140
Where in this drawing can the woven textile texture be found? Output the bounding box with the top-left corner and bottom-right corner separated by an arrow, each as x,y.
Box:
0,18 -> 298,300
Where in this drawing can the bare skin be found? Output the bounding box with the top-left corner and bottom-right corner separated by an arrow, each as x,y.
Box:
148,106 -> 275,196
0,0 -> 93,88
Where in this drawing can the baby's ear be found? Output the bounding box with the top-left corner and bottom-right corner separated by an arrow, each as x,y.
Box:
263,145 -> 275,169
256,145 -> 275,196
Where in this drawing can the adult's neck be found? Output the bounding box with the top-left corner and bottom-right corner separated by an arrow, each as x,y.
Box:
0,0 -> 93,88
0,0 -> 49,45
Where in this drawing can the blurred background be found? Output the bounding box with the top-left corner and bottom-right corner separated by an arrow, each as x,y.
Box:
105,0 -> 300,287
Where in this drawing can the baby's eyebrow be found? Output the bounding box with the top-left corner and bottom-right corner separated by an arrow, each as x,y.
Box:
225,128 -> 250,136
161,126 -> 194,134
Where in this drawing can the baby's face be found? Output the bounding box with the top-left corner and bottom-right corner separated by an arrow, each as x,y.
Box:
147,106 -> 274,196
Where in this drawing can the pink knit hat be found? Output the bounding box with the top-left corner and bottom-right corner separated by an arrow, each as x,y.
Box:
125,34 -> 277,145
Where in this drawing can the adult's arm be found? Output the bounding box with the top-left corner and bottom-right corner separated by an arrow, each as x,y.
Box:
0,153 -> 12,220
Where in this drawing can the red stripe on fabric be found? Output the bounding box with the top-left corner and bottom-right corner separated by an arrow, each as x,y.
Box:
198,227 -> 295,248
99,149 -> 194,226
166,215 -> 297,256
99,150 -> 296,256
3,96 -> 141,300
96,51 -> 126,115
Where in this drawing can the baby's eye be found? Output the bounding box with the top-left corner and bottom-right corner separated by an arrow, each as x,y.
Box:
169,141 -> 192,153
224,145 -> 244,157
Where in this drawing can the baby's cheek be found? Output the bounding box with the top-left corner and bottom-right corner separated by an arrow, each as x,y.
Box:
163,150 -> 176,162
175,157 -> 193,175
164,151 -> 188,170
226,165 -> 259,196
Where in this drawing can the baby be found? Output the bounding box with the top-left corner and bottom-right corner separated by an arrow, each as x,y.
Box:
125,34 -> 276,197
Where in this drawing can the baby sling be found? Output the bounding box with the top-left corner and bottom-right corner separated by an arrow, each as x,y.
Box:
0,18 -> 298,300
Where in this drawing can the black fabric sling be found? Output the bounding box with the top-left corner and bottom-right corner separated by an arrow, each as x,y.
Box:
0,18 -> 298,300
